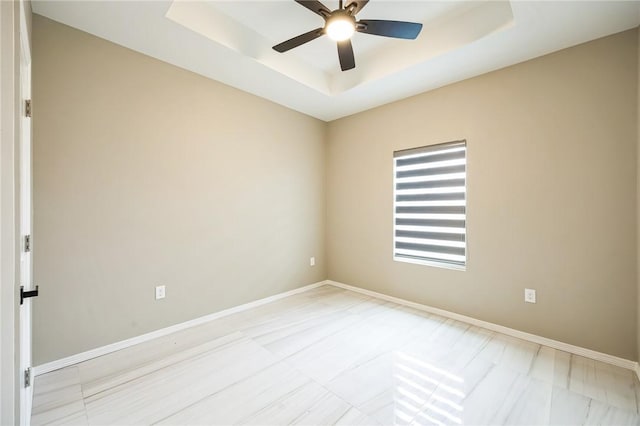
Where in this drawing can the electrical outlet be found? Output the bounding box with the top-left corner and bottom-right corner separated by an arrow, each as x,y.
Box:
155,285 -> 166,300
524,288 -> 536,304
310,257 -> 315,266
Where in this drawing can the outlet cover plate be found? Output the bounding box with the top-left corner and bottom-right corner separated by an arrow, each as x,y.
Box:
155,285 -> 166,300
524,288 -> 536,304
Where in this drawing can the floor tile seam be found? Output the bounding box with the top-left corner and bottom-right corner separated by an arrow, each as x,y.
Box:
472,362 -> 532,424
577,388 -> 639,413
31,408 -> 87,426
251,289 -> 364,322
285,387 -> 352,426
463,330 -> 498,367
232,381 -> 316,426
495,372 -> 553,425
346,331 -> 421,372
31,367 -> 86,424
400,364 -> 469,426
147,356 -> 300,426
526,344 -> 545,378
393,329 -> 496,395
308,302 -> 452,366
565,366 -> 638,412
267,311 -> 425,383
564,384 -> 640,419
151,292 -> 374,380
509,364 -> 637,418
424,323 -> 496,366
584,397 -> 595,420
331,405 -> 370,426
31,394 -> 88,425
242,306 -> 359,342
238,372 -> 320,424
77,329 -> 246,384
77,380 -> 91,426
249,317 -> 355,352
540,379 -> 555,425
250,333 -> 379,424
31,395 -> 85,417
32,383 -> 82,409
367,300 -> 451,330
79,332 -> 249,402
416,317 -> 473,349
427,311 -> 545,360
399,376 -> 444,425
30,398 -> 86,422
324,348 -> 414,418
351,388 -> 392,424
241,300 -> 335,330
455,359 -> 496,404
253,304 -> 384,362
391,318 -> 473,365
285,360 -> 376,426
32,381 -> 82,400
87,335 -> 286,425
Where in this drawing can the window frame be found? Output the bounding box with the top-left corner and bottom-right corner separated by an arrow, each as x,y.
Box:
392,140 -> 468,271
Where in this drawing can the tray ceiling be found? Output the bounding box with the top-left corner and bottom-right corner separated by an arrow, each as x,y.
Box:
32,1 -> 640,121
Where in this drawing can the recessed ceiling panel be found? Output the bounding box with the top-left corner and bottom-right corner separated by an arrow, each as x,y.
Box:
166,0 -> 515,95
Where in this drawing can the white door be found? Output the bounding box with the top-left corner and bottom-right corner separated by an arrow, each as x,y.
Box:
18,0 -> 33,423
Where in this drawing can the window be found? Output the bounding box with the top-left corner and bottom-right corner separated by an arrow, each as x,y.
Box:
393,140 -> 467,270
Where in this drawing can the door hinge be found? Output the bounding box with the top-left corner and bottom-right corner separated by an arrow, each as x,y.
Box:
24,367 -> 31,388
25,99 -> 31,118
24,234 -> 31,252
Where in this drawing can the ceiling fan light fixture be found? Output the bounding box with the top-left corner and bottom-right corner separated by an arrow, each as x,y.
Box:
325,13 -> 355,41
273,0 -> 423,72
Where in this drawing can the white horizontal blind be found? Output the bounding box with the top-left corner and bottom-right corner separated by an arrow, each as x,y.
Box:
393,140 -> 466,268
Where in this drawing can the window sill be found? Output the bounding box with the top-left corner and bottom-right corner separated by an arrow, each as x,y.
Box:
393,256 -> 466,271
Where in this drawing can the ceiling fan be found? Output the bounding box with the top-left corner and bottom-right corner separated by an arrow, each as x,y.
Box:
272,0 -> 423,72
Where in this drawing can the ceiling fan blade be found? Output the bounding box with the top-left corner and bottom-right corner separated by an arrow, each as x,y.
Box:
345,0 -> 369,15
273,28 -> 324,53
356,19 -> 423,39
337,39 -> 355,71
295,0 -> 331,18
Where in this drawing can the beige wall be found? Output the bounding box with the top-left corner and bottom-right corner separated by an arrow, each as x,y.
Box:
637,26 -> 640,363
32,15 -> 327,365
327,29 -> 638,360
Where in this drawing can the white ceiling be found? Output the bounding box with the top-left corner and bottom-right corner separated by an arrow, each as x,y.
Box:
32,1 -> 640,121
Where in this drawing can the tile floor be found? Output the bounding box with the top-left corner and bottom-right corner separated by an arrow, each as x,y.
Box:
31,285 -> 640,425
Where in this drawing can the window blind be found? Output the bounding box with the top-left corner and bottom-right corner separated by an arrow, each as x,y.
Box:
393,140 -> 467,269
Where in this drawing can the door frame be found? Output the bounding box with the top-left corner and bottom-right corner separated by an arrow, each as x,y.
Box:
0,0 -> 19,424
0,0 -> 32,424
18,0 -> 33,422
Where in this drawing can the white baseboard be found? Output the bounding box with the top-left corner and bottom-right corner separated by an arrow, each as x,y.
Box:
35,279 -> 640,377
326,280 -> 639,373
33,280 -> 326,376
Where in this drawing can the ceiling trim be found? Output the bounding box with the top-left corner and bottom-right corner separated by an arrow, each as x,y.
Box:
167,0 -> 514,96
166,0 -> 332,94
